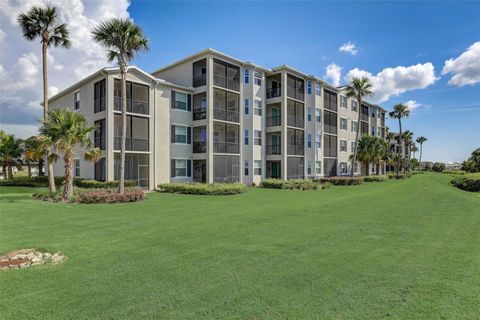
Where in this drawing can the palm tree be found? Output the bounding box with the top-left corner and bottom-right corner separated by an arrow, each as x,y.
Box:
410,145 -> 418,159
92,18 -> 149,194
402,130 -> 414,172
373,138 -> 389,175
389,104 -> 410,171
18,5 -> 70,192
23,136 -> 43,177
40,109 -> 96,201
345,77 -> 373,177
350,135 -> 379,176
0,133 -> 23,179
416,136 -> 428,165
390,153 -> 404,178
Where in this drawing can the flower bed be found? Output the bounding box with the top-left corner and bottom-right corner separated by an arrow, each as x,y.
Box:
0,176 -> 136,188
0,248 -> 65,270
157,183 -> 246,195
32,188 -> 145,203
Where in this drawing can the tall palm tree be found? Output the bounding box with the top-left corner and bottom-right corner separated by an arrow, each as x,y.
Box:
350,135 -> 379,176
18,5 -> 70,192
416,136 -> 428,164
40,109 -> 96,201
402,130 -> 413,172
389,104 -> 410,171
345,77 -> 373,177
92,18 -> 149,194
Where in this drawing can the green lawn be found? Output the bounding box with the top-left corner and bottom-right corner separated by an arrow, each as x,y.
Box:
1,173 -> 479,319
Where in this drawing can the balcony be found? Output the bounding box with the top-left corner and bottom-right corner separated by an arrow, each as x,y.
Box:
114,137 -> 149,152
266,116 -> 281,127
94,98 -> 105,113
213,142 -> 239,154
193,141 -> 206,153
193,74 -> 206,87
193,107 -> 207,121
266,144 -> 281,155
213,73 -> 240,91
267,87 -> 281,99
94,137 -> 105,150
287,145 -> 304,156
287,87 -> 304,101
114,96 -> 149,115
213,108 -> 239,123
287,116 -> 304,129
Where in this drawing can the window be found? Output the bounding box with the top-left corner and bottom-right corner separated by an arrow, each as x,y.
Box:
351,121 -> 358,132
354,162 -> 359,173
254,71 -> 262,86
94,119 -> 106,150
254,160 -> 261,175
340,139 -> 347,152
244,160 -> 249,176
316,130 -> 321,148
244,68 -> 249,84
254,130 -> 261,145
378,127 -> 381,136
351,100 -> 358,112
315,83 -> 322,96
171,159 -> 192,178
74,91 -> 80,110
372,112 -> 375,118
340,118 -> 348,130
244,99 -> 249,115
94,79 -> 106,113
171,125 -> 191,144
95,158 -> 106,181
307,134 -> 312,148
254,100 -> 262,116
371,126 -> 375,136
307,107 -> 312,121
307,160 -> 312,175
315,108 -> 321,122
74,159 -> 80,177
351,141 -> 356,153
172,91 -> 191,111
307,81 -> 312,94
341,95 -> 347,108
315,161 -> 322,175
244,129 -> 249,145
339,162 -> 348,174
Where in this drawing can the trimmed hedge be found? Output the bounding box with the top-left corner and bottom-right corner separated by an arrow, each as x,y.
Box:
32,188 -> 145,203
388,173 -> 412,180
319,177 -> 363,186
0,176 -> 136,188
363,176 -> 385,182
157,183 -> 246,195
442,169 -> 466,175
75,179 -> 136,189
451,176 -> 480,192
260,179 -> 321,190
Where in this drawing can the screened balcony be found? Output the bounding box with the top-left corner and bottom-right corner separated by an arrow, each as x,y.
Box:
213,155 -> 239,183
287,128 -> 304,156
193,58 -> 207,87
213,88 -> 239,123
193,126 -> 207,153
266,132 -> 281,155
324,89 -> 337,112
213,122 -> 240,154
287,99 -> 304,128
287,157 -> 304,180
287,74 -> 304,101
114,114 -> 149,152
114,79 -> 149,115
193,92 -> 207,121
266,74 -> 282,99
213,59 -> 240,91
266,103 -> 281,127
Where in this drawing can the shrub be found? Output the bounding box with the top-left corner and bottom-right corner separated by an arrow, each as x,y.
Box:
432,162 -> 446,172
0,176 -> 136,189
442,169 -> 466,175
363,176 -> 385,182
319,177 -> 363,186
157,183 -> 246,195
75,179 -> 136,189
32,188 -> 145,203
388,173 -> 412,179
260,179 -> 320,190
451,176 -> 480,192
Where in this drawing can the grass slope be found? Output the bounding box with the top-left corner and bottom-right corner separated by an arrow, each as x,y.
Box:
0,173 -> 479,319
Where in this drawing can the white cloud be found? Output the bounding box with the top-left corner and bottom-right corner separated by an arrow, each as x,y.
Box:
345,63 -> 438,103
0,0 -> 131,135
324,63 -> 343,87
442,41 -> 480,87
404,100 -> 422,110
339,42 -> 358,55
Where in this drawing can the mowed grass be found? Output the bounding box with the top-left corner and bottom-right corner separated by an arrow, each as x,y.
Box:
0,173 -> 479,319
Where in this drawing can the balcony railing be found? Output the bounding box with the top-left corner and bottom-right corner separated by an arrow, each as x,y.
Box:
193,141 -> 207,153
193,74 -> 206,87
213,107 -> 239,123
287,116 -> 304,128
287,145 -> 304,156
266,116 -> 281,127
267,87 -> 281,99
287,87 -> 304,101
114,97 -> 149,115
213,73 -> 240,91
213,142 -> 240,154
193,107 -> 207,121
114,137 -> 149,152
266,144 -> 281,155
94,98 -> 105,113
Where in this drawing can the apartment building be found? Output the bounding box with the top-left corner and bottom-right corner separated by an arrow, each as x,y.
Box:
49,48 -> 387,189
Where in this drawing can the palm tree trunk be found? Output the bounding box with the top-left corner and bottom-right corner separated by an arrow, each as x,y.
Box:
365,161 -> 370,176
419,143 -> 423,164
42,42 -> 56,193
27,161 -> 32,177
350,97 -> 362,177
7,163 -> 14,179
118,66 -> 127,195
376,162 -> 380,175
2,164 -> 6,179
38,159 -> 44,176
398,119 -> 403,174
63,150 -> 74,201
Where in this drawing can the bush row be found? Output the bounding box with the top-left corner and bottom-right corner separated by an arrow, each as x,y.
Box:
260,179 -> 323,190
450,176 -> 480,192
157,183 -> 246,195
319,177 -> 363,186
388,173 -> 412,180
363,176 -> 385,182
32,188 -> 145,203
442,169 -> 466,175
0,176 -> 136,188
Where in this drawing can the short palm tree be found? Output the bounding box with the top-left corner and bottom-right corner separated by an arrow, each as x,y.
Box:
411,145 -> 418,159
18,5 -> 70,192
390,153 -> 403,178
416,136 -> 428,164
92,18 -> 149,194
0,133 -> 24,179
373,138 -> 389,175
350,135 -> 379,176
345,77 -> 373,177
40,109 -> 96,201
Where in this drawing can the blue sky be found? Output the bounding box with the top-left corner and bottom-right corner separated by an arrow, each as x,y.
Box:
1,1 -> 479,162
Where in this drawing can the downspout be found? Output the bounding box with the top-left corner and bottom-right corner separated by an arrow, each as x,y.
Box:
103,69 -> 109,181
153,80 -> 157,190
